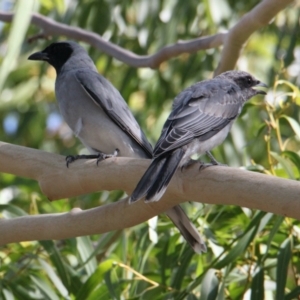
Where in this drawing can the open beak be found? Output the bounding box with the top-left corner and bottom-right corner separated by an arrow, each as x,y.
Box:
253,81 -> 268,95
28,51 -> 49,61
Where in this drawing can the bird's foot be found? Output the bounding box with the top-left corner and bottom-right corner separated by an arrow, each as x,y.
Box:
181,159 -> 205,172
65,148 -> 119,167
66,154 -> 99,167
205,151 -> 227,167
96,148 -> 119,165
198,162 -> 215,171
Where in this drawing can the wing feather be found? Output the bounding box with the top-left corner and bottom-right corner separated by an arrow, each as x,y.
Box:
75,70 -> 153,157
154,79 -> 243,157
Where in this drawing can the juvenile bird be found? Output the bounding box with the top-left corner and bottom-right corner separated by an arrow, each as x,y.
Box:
130,70 -> 267,203
28,41 -> 206,253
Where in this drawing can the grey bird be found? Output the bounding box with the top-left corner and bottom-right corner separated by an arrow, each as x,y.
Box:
129,70 -> 267,203
28,41 -> 207,253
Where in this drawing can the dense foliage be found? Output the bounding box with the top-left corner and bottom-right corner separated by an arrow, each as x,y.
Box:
0,0 -> 300,299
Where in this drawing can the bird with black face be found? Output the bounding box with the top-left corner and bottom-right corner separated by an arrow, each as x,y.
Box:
129,70 -> 267,203
28,41 -> 207,254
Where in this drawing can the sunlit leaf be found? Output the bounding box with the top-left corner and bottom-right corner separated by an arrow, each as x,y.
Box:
284,286 -> 300,300
38,258 -> 69,298
39,241 -> 72,292
0,0 -> 34,92
0,204 -> 27,217
281,150 -> 300,177
76,259 -> 114,300
280,115 -> 300,140
199,269 -> 219,300
76,236 -> 97,276
276,80 -> 300,102
270,152 -> 295,179
30,275 -> 59,300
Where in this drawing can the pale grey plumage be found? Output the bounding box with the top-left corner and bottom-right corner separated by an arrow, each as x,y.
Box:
28,41 -> 207,254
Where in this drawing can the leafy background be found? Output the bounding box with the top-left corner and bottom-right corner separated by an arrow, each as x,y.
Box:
0,0 -> 300,299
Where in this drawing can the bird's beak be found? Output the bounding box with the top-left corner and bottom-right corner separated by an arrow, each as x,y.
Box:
253,81 -> 268,95
28,51 -> 49,61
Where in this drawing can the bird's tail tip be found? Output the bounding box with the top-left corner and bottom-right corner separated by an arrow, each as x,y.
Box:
144,186 -> 168,203
193,241 -> 207,254
128,196 -> 137,204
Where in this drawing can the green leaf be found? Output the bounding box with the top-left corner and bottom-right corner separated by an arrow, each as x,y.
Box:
0,204 -> 27,217
76,236 -> 97,276
30,275 -> 59,300
3,282 -> 34,300
250,267 -> 264,300
199,269 -> 219,300
214,212 -> 266,269
76,259 -> 114,300
139,286 -> 168,299
0,0 -> 35,92
256,122 -> 267,138
171,248 -> 195,289
276,80 -> 300,103
282,150 -> 300,177
214,226 -> 257,269
276,237 -> 292,300
104,270 -> 119,299
280,115 -> 300,140
39,240 -> 72,292
38,258 -> 69,298
88,285 -> 112,300
284,286 -> 300,300
261,216 -> 284,263
270,152 -> 295,179
2,288 -> 14,300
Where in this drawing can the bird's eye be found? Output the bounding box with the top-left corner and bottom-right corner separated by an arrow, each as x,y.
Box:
246,76 -> 252,84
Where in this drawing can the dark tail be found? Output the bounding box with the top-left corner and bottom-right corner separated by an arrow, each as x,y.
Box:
129,148 -> 185,203
129,148 -> 206,253
165,206 -> 207,253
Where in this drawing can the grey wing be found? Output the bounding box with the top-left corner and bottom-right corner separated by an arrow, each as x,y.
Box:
75,70 -> 153,157
153,80 -> 243,157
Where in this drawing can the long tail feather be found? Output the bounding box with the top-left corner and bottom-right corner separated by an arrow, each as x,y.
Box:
129,156 -> 167,203
165,206 -> 207,253
145,148 -> 185,202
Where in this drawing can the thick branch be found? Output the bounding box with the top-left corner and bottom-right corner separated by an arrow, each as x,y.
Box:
0,141 -> 299,245
0,0 -> 293,69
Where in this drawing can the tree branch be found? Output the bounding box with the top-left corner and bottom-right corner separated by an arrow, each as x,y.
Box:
215,0 -> 295,74
0,141 -> 299,245
0,0 -> 293,70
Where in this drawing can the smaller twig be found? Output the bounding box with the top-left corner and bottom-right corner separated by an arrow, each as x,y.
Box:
0,0 -> 293,70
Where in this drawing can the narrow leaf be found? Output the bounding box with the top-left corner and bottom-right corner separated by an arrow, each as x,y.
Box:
76,259 -> 114,300
199,269 -> 219,300
270,152 -> 295,179
276,237 -> 292,300
39,240 -> 72,292
76,236 -> 97,276
282,150 -> 300,177
280,115 -> 300,140
250,267 -> 264,300
284,286 -> 300,300
0,0 -> 34,92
